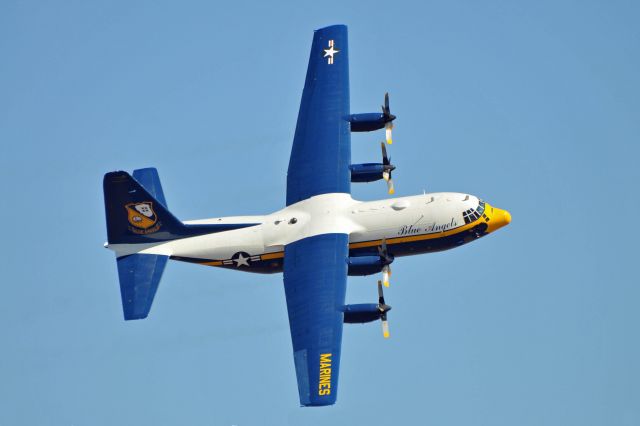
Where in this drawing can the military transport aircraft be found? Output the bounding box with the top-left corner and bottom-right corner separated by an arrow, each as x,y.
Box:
103,24 -> 511,406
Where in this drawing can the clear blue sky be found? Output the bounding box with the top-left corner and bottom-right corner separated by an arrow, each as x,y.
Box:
1,1 -> 639,425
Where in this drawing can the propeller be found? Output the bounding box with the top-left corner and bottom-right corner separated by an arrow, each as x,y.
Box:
377,238 -> 394,287
382,92 -> 396,144
378,280 -> 392,338
381,142 -> 395,195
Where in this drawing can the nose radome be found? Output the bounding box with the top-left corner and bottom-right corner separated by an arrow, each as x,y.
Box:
485,204 -> 511,233
503,210 -> 512,224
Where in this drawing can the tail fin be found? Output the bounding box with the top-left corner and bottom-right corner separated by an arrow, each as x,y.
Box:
103,169 -> 257,245
104,167 -> 259,320
104,169 -> 184,245
132,167 -> 167,208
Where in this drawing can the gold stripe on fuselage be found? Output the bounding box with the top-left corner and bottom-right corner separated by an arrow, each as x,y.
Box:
199,213 -> 490,266
261,252 -> 284,260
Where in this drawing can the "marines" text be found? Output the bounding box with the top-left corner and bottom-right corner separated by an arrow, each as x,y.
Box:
318,353 -> 332,396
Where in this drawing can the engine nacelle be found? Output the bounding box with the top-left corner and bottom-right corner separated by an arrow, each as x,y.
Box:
349,163 -> 386,183
348,255 -> 389,276
343,304 -> 382,323
348,113 -> 387,132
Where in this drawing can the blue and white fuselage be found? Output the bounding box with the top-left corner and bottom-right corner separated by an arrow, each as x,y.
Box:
107,192 -> 511,273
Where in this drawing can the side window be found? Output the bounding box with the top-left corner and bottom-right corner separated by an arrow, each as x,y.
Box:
463,209 -> 473,224
477,201 -> 485,216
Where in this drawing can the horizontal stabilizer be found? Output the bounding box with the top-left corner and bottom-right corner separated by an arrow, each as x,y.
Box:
117,254 -> 168,320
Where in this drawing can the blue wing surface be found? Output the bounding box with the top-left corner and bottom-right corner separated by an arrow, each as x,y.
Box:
283,233 -> 349,406
286,25 -> 351,206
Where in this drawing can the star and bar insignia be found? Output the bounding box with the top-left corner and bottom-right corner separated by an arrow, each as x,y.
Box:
323,40 -> 339,64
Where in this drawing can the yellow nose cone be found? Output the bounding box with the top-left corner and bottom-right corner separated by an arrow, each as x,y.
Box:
503,210 -> 512,225
485,204 -> 511,233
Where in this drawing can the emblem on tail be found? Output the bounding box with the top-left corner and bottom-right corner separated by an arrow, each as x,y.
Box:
125,202 -> 160,234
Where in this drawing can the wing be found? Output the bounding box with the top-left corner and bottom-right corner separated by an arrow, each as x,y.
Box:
283,233 -> 349,406
286,25 -> 351,206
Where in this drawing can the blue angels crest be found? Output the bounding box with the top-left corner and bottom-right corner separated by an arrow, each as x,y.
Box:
126,202 -> 159,233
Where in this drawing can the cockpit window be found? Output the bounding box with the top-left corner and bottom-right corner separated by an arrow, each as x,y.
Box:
463,200 -> 486,224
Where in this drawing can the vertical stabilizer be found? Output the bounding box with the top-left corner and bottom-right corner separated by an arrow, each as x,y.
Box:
132,167 -> 167,208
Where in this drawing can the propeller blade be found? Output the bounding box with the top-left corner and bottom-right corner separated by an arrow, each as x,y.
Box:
378,280 -> 384,301
387,178 -> 395,195
381,142 -> 390,165
382,93 -> 395,144
378,239 -> 393,285
378,238 -> 393,261
378,239 -> 391,262
381,238 -> 388,255
377,280 -> 391,338
382,319 -> 390,339
382,265 -> 391,287
381,142 -> 396,194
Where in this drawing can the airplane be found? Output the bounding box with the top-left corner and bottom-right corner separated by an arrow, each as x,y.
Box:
103,24 -> 511,407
